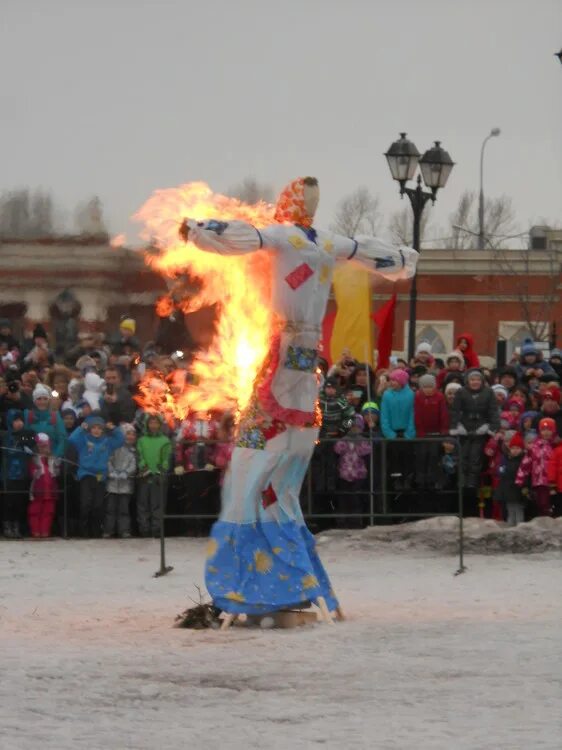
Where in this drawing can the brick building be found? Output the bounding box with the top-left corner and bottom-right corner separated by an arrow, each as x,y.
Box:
1,237 -> 559,365
373,246 -> 561,361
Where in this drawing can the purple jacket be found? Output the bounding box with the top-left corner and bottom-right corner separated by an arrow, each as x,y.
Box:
334,437 -> 371,482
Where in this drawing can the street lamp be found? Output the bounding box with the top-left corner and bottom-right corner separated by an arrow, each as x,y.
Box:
478,127 -> 501,250
384,133 -> 454,362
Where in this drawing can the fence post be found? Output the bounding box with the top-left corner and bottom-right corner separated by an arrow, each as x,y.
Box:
455,437 -> 466,575
154,473 -> 173,577
63,460 -> 68,539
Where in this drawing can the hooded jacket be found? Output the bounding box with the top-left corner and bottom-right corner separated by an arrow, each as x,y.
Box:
516,338 -> 555,379
450,376 -> 500,434
23,406 -> 67,458
455,333 -> 480,370
137,414 -> 172,474
106,444 -> 137,494
68,424 -> 125,480
380,386 -> 415,439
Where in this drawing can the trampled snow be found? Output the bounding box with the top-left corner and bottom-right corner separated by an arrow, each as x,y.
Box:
1,531 -> 561,750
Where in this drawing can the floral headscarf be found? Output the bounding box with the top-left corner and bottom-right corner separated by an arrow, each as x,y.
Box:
273,177 -> 317,228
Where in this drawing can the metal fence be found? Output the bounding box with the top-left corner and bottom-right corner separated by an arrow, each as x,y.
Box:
0,433 -> 467,577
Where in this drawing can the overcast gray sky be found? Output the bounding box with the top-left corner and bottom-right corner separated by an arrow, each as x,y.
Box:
2,0 -> 561,243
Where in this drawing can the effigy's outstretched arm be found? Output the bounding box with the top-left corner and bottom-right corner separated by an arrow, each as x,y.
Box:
332,233 -> 418,282
179,218 -> 275,256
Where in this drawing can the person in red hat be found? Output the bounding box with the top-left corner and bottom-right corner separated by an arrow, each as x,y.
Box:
540,386 -> 562,438
496,432 -> 527,526
547,435 -> 562,517
516,417 -> 558,516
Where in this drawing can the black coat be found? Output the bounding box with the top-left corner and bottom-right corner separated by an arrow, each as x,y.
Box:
496,454 -> 525,505
451,385 -> 500,434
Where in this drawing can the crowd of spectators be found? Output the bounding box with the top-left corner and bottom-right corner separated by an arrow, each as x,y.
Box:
1,315 -> 561,539
315,334 -> 562,527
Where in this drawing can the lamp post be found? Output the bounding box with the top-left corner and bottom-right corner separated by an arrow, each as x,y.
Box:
478,128 -> 501,250
384,133 -> 454,362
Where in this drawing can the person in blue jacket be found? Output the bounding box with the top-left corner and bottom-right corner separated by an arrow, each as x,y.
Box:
23,384 -> 67,458
2,409 -> 36,537
68,415 -> 124,537
381,368 -> 415,492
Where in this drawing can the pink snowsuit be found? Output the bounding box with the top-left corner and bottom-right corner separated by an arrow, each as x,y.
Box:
28,455 -> 59,537
516,438 -> 555,516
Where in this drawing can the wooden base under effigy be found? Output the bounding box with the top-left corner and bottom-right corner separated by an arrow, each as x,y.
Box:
220,598 -> 345,630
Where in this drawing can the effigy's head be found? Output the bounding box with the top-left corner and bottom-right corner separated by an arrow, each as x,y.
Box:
273,176 -> 319,227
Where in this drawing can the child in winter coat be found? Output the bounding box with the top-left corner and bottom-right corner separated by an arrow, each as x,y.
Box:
103,424 -> 137,538
24,384 -> 67,458
496,432 -> 526,526
381,368 -> 415,491
414,373 -> 449,490
516,417 -> 557,516
334,414 -> 371,527
436,350 -> 465,390
136,414 -> 172,537
450,369 -> 500,497
483,411 -> 516,520
28,433 -> 60,537
547,438 -> 562,517
68,415 -> 124,537
2,409 -> 35,538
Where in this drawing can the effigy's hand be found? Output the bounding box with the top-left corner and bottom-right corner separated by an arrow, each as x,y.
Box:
179,219 -> 190,243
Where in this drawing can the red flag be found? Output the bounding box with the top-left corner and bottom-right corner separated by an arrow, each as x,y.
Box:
371,293 -> 397,369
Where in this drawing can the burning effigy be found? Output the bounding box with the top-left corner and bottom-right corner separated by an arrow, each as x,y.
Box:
135,177 -> 417,625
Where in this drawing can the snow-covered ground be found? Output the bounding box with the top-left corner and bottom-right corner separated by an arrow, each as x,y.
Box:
1,534 -> 561,750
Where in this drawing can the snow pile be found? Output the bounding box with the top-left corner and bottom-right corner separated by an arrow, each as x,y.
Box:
320,516 -> 562,554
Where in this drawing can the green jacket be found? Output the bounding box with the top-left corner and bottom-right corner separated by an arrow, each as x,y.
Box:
137,433 -> 172,474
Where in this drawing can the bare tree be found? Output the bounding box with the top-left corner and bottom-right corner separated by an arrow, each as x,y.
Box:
0,188 -> 55,238
446,190 -> 518,249
387,204 -> 431,246
227,177 -> 275,204
330,187 -> 381,236
492,246 -> 561,342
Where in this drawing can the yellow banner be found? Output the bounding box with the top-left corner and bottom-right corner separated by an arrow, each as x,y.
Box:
330,264 -> 373,365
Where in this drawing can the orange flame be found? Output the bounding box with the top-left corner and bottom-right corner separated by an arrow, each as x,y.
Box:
134,182 -> 276,422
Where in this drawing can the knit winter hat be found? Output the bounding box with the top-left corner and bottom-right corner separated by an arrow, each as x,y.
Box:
543,386 -> 561,404
324,377 -> 338,389
32,324 -> 48,340
120,317 -> 136,334
120,422 -> 136,435
0,318 -> 11,329
500,411 -> 517,429
446,350 -> 464,367
521,410 -> 539,423
36,432 -> 51,446
538,417 -> 556,433
550,348 -> 562,361
520,338 -> 538,356
499,365 -> 518,380
361,401 -> 380,415
509,432 -> 525,449
465,368 -> 484,383
492,384 -> 508,400
416,342 -> 432,355
389,369 -> 410,388
445,382 -> 462,396
419,373 -> 437,388
33,384 -> 51,401
86,415 -> 105,428
507,396 -> 526,413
